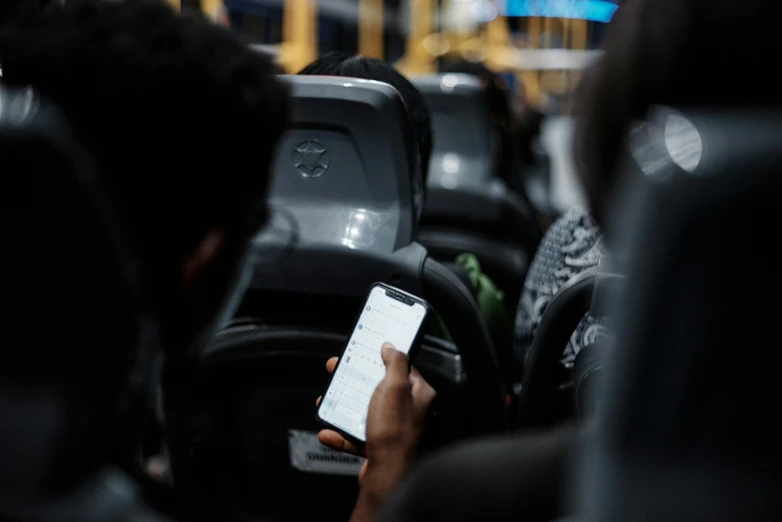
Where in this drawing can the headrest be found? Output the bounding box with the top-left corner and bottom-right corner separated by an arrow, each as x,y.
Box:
580,108 -> 782,522
412,73 -> 493,188
250,75 -> 427,297
263,75 -> 419,252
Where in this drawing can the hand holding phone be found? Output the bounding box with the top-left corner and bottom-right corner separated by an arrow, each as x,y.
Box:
319,343 -> 436,512
316,283 -> 431,443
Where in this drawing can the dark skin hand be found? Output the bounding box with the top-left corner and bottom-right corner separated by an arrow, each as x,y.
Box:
316,343 -> 436,522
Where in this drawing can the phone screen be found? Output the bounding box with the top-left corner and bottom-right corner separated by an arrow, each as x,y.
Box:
318,285 -> 428,442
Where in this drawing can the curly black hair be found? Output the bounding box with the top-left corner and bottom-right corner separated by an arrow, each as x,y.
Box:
0,0 -> 289,277
299,51 -> 433,184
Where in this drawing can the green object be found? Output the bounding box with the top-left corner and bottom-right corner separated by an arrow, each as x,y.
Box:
428,253 -> 507,349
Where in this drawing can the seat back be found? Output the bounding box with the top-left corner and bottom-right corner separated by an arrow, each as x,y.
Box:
414,73 -> 540,245
0,87 -> 167,521
166,76 -> 507,522
264,75 -> 418,261
376,424 -> 579,522
416,227 -> 527,319
580,108 -> 782,522
413,74 -> 541,298
517,269 -> 597,429
412,73 -> 494,187
522,136 -> 556,218
572,256 -> 626,420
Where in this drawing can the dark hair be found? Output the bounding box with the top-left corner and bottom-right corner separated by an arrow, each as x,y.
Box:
574,0 -> 782,226
299,51 -> 433,183
0,0 -> 288,289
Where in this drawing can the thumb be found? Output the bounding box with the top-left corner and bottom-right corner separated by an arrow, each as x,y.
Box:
381,343 -> 409,383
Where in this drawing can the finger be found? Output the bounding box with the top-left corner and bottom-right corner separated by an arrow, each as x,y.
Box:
326,357 -> 338,374
409,366 -> 425,384
409,367 -> 434,399
381,343 -> 409,384
358,459 -> 368,486
410,369 -> 436,416
318,429 -> 364,457
316,395 -> 321,407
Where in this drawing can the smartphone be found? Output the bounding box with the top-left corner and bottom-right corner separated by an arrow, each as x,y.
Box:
316,283 -> 431,443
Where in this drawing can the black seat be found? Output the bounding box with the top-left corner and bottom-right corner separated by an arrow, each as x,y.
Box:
571,255 -> 626,420
0,87 -> 168,521
517,250 -> 627,430
522,136 -> 557,219
439,261 -> 474,291
516,268 -> 597,430
164,76 -> 508,522
413,73 -> 495,184
375,423 -> 579,522
412,73 -> 542,312
579,108 -> 782,522
512,105 -> 555,219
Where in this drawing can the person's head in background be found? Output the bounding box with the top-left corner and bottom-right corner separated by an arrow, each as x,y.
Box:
299,51 -> 433,188
575,0 -> 782,228
0,0 -> 287,488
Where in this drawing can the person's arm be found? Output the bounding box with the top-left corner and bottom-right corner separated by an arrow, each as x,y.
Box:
318,345 -> 436,522
350,460 -> 409,522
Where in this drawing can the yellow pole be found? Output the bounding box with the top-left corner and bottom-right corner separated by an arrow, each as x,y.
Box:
440,0 -> 451,58
202,0 -> 219,17
440,0 -> 458,58
281,0 -> 317,73
565,19 -> 588,114
543,16 -> 552,48
166,0 -> 180,12
359,0 -> 384,58
571,19 -> 587,50
521,16 -> 542,108
400,0 -> 434,75
484,14 -> 510,70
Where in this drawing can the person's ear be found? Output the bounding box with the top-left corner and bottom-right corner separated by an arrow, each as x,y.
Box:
180,229 -> 225,287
